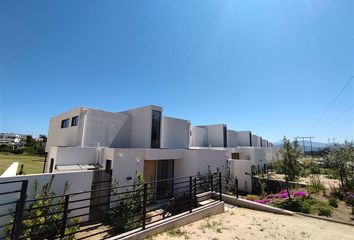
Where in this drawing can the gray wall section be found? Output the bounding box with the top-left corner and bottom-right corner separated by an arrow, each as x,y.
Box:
82,109 -> 131,148
236,131 -> 252,147
122,106 -> 160,148
161,117 -> 190,149
227,130 -> 237,147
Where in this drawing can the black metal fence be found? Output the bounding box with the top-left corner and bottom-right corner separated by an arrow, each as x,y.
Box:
1,172 -> 226,240
0,180 -> 28,240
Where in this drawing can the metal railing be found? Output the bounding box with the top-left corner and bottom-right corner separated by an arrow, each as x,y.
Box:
0,180 -> 28,240
1,172 -> 225,240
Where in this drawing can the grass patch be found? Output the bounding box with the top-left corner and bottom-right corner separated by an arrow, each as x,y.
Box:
328,197 -> 338,208
0,153 -> 44,175
166,228 -> 190,239
200,219 -> 223,233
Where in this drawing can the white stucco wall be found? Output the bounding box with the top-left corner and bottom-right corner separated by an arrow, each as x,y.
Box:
251,135 -> 259,147
174,149 -> 229,178
161,117 -> 190,149
46,107 -> 82,152
262,139 -> 268,148
0,171 -> 93,233
55,147 -> 98,166
205,125 -> 226,148
227,130 -> 237,148
122,106 -> 162,148
229,160 -> 252,192
236,131 -> 252,146
111,148 -> 145,187
81,109 -> 131,148
190,126 -> 208,147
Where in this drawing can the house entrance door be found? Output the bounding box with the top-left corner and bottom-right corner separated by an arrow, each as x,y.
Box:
156,160 -> 174,199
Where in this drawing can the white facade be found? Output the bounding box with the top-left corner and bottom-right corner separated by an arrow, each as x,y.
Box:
161,117 -> 190,149
236,131 -> 252,146
190,124 -> 227,148
227,130 -> 237,147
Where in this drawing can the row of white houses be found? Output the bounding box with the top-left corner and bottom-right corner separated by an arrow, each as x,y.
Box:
44,105 -> 278,190
0,105 -> 279,232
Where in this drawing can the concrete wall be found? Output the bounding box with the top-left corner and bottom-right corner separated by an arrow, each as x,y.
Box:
0,171 -> 93,233
123,105 -> 162,148
227,130 -> 237,148
174,149 -> 229,178
229,160 -> 252,192
161,117 -> 190,149
111,148 -> 145,187
46,107 -> 82,152
55,147 -> 98,166
205,125 -> 226,148
236,131 -> 252,146
81,109 -> 131,148
190,126 -> 208,147
252,135 -> 259,147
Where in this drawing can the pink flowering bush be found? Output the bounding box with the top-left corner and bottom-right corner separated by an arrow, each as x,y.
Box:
250,189 -> 308,205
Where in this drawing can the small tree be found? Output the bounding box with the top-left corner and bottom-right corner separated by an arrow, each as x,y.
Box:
279,137 -> 302,182
279,137 -> 302,200
325,142 -> 354,192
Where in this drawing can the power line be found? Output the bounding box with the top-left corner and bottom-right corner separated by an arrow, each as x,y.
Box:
315,104 -> 354,135
309,76 -> 353,132
317,117 -> 354,137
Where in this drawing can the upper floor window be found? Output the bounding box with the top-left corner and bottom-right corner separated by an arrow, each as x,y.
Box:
61,119 -> 70,128
223,126 -> 227,148
71,116 -> 79,126
151,110 -> 161,148
231,153 -> 240,159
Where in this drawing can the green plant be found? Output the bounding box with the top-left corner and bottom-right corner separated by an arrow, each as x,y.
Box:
273,198 -> 311,214
166,228 -> 190,239
325,143 -> 354,192
4,176 -> 78,240
328,197 -> 338,208
107,175 -> 145,233
317,206 -> 332,217
279,137 -> 302,182
307,175 -> 326,195
245,194 -> 259,201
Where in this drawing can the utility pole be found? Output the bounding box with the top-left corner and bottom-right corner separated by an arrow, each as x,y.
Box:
297,137 -> 315,155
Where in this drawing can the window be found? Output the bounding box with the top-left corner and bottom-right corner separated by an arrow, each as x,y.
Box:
151,110 -> 161,148
223,126 -> 227,147
61,119 -> 70,128
71,116 -> 79,126
231,153 -> 240,159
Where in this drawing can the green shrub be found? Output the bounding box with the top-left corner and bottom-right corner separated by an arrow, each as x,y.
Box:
307,175 -> 326,194
107,176 -> 145,233
318,206 -> 332,217
328,197 -> 338,208
4,176 -> 78,239
274,198 -> 311,214
245,194 -> 258,201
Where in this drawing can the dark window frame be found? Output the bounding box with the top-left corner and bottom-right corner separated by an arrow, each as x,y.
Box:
61,118 -> 70,128
231,153 -> 240,160
71,116 -> 79,126
223,126 -> 227,148
151,110 -> 161,148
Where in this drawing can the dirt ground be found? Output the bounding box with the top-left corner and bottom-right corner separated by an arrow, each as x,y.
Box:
150,207 -> 354,240
271,174 -> 340,189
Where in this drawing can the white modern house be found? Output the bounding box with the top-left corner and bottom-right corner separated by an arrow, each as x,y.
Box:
42,105 -> 277,191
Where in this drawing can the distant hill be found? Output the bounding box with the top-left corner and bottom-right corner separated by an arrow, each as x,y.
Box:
274,140 -> 330,153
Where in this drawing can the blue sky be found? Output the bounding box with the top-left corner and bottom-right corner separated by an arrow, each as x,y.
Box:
1,0 -> 353,143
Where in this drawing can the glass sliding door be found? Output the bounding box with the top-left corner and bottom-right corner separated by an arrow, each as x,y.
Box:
156,160 -> 174,199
